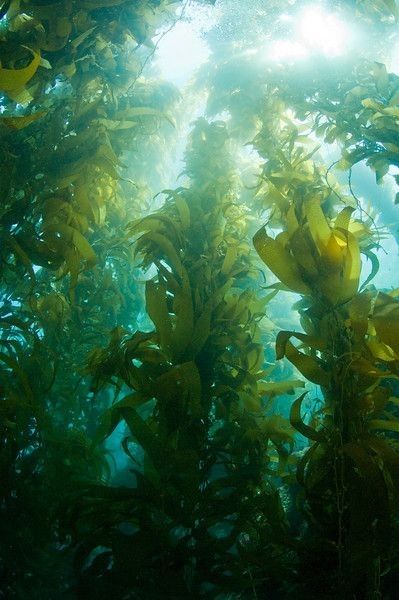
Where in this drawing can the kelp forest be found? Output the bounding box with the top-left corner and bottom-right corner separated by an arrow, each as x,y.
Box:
1,0 -> 399,598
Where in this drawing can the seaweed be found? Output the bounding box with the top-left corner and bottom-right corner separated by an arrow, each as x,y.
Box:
1,1 -> 399,598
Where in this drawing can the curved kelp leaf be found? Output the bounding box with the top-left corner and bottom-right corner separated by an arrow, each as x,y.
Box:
341,230 -> 361,300
276,332 -> 329,386
145,280 -> 173,356
253,227 -> 311,295
93,392 -> 148,446
170,269 -> 194,360
0,111 -> 47,130
137,231 -> 183,277
276,330 -> 327,356
0,1 -> 11,19
372,292 -> 399,355
120,408 -> 160,462
334,206 -> 355,232
43,223 -> 97,265
305,197 -> 331,254
296,441 -> 321,486
290,392 -> 326,441
360,249 -> 380,290
0,46 -> 40,99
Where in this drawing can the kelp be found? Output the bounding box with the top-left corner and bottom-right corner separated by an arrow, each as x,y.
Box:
0,43 -> 41,102
192,35 -> 399,593
253,119 -> 399,597
0,1 -> 195,596
76,120 -> 296,598
1,1 -> 399,598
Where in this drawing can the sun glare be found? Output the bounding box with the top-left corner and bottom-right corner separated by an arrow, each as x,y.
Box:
299,6 -> 349,57
270,5 -> 350,62
269,40 -> 309,62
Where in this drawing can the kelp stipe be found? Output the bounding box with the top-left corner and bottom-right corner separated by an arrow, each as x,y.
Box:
253,128 -> 399,597
74,119 -> 296,599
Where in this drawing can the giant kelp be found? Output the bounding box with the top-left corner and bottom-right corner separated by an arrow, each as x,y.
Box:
198,11 -> 399,593
0,1 -> 199,596
251,102 -> 399,598
74,119 -> 297,599
1,1 -> 399,599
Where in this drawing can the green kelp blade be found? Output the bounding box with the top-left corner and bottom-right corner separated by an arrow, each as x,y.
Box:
258,379 -> 305,398
372,292 -> 399,355
276,332 -> 329,387
170,268 -> 194,361
359,249 -> 379,290
120,409 -> 156,455
145,280 -> 173,356
276,330 -> 327,356
286,341 -> 329,386
93,392 -> 148,445
290,392 -> 326,441
368,419 -> 399,433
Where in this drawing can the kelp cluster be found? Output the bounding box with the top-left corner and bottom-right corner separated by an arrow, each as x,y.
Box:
201,28 -> 399,592
253,123 -> 399,597
74,118 -> 298,598
246,46 -> 399,597
1,1 -> 399,599
0,0 -> 198,596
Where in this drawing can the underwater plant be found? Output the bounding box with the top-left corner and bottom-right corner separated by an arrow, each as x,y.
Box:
1,1 -> 399,598
0,1 -> 195,596
74,118 -> 297,599
253,126 -> 399,597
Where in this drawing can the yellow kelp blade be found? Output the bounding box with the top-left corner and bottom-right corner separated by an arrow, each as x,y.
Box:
282,340 -> 329,386
304,197 -> 331,254
348,290 -> 375,341
0,111 -> 47,130
0,47 -> 40,92
276,330 -> 327,356
253,227 -> 311,295
286,203 -> 299,238
372,293 -> 399,355
323,231 -> 346,269
367,338 -> 398,362
341,230 -> 361,301
319,230 -> 361,305
289,228 -> 319,277
334,206 -> 355,232
137,231 -> 183,277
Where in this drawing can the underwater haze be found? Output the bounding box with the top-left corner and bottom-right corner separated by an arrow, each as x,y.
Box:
1,0 -> 399,598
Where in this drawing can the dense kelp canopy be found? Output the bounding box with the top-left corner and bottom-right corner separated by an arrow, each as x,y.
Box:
1,0 -> 399,598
